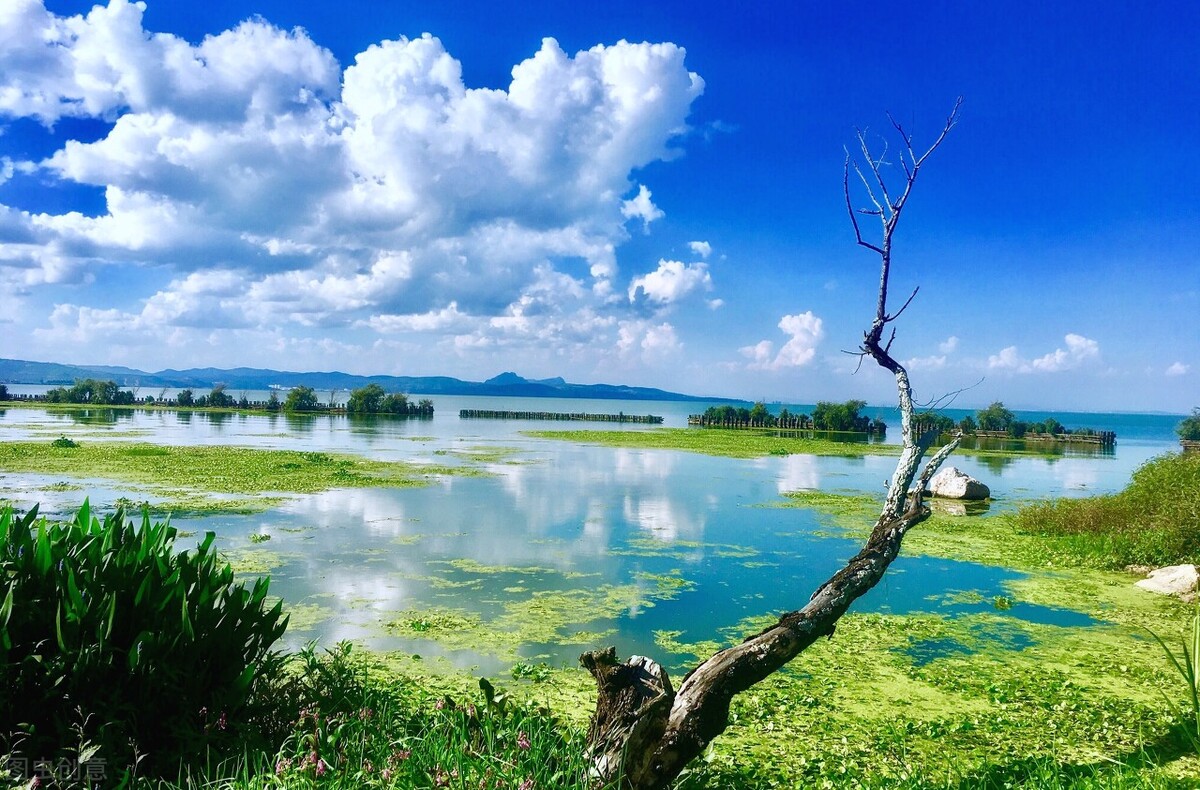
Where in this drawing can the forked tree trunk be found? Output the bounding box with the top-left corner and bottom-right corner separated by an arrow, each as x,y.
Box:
580,100 -> 963,790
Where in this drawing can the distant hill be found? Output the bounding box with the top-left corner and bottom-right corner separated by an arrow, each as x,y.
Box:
0,359 -> 738,403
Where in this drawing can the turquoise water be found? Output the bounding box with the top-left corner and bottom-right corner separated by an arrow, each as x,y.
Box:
0,396 -> 1184,670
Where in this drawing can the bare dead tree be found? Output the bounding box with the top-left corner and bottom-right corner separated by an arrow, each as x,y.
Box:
579,98 -> 964,790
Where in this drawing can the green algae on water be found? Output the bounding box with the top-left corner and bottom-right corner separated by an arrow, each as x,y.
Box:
0,440 -> 480,514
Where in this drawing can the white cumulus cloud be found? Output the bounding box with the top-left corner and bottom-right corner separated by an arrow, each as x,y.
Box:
618,319 -> 681,361
988,345 -> 1026,372
0,4 -> 706,360
988,333 -> 1100,374
628,259 -> 712,304
688,240 -> 711,259
621,184 -> 664,231
741,311 -> 823,370
1031,333 -> 1100,372
905,355 -> 946,371
1166,362 -> 1190,377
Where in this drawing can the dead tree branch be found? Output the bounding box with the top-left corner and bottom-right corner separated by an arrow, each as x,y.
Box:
580,99 -> 964,790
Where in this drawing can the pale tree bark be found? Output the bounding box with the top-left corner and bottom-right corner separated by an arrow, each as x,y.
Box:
580,98 -> 964,790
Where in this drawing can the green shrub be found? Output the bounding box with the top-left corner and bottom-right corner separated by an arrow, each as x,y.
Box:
284,386 -> 321,412
42,379 -> 135,406
976,401 -> 1016,432
0,502 -> 289,779
1179,408 -> 1200,442
206,385 -> 235,408
51,434 -> 79,448
1014,452 -> 1200,567
812,400 -> 868,432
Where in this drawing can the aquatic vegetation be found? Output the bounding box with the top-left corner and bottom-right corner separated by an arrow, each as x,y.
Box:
384,574 -> 691,662
4,493 -> 1200,787
525,426 -> 1069,463
222,547 -> 291,575
280,600 -> 336,632
0,440 -> 481,514
524,427 -> 893,458
2,405 -> 1196,785
432,444 -> 529,464
511,661 -> 553,682
42,480 -> 83,492
437,557 -> 597,579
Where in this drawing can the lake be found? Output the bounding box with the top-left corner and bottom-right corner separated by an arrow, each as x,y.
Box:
0,394 -> 1185,675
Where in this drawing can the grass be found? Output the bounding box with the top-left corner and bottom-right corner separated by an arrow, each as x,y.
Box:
1013,453 -> 1200,568
39,643 -> 598,790
523,426 -> 1084,462
259,646 -> 594,790
523,427 -> 895,458
0,440 -> 482,514
84,615 -> 1200,790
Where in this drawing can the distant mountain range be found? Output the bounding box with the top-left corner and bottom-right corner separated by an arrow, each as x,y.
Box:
0,358 -> 738,403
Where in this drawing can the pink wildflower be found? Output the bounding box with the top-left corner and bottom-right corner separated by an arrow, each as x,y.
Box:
517,731 -> 531,751
519,778 -> 534,790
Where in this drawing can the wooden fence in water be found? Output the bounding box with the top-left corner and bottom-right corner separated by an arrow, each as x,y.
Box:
459,409 -> 662,424
688,415 -> 887,434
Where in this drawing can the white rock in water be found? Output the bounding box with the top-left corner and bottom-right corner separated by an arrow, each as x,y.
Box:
1135,565 -> 1200,598
927,466 -> 991,500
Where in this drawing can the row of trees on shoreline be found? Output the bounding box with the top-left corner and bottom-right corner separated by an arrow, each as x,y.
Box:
696,400 -> 888,434
2,380 -> 1197,440
0,380 -> 433,417
916,401 -> 1114,441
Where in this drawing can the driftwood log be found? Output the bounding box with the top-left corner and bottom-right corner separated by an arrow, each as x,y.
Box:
580,99 -> 964,790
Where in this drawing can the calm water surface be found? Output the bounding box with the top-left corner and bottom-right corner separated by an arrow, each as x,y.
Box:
0,395 -> 1185,671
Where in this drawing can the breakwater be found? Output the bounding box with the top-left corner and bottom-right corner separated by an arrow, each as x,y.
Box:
973,429 -> 1116,447
459,409 -> 662,424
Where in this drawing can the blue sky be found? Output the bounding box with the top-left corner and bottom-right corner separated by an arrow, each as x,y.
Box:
1,0 -> 1196,413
